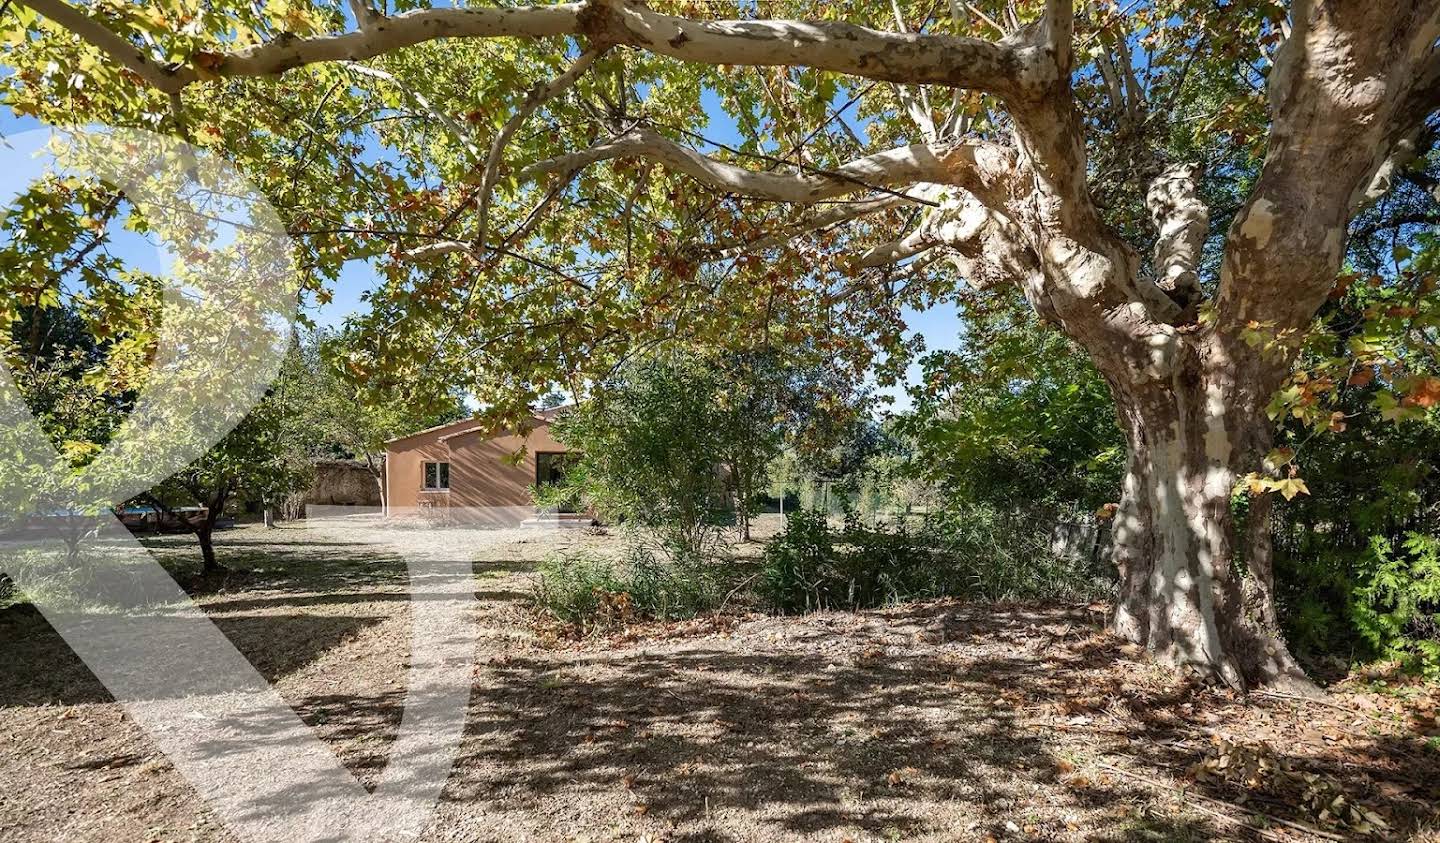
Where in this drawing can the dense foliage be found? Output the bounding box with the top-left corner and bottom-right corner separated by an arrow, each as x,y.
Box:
547,349 -> 859,550
0,0 -> 1313,423
547,355 -> 746,557
759,509 -> 1104,614
1268,273 -> 1440,677
531,545 -> 735,634
899,301 -> 1124,516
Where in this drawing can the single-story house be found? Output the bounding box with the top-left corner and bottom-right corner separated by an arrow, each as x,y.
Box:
383,407 -> 578,526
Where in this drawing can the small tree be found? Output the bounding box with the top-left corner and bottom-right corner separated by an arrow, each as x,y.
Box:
553,356 -> 730,558
1,299 -> 141,566
554,351 -> 810,549
710,351 -> 787,541
4,343 -> 127,563
142,356 -> 313,574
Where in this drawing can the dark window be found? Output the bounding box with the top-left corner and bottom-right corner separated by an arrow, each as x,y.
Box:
535,452 -> 573,513
535,452 -> 569,487
423,461 -> 450,490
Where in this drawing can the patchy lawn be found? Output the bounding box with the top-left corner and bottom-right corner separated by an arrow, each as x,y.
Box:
1,519 -> 1437,842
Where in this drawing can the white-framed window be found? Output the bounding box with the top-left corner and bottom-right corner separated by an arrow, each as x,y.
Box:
423,461 -> 450,491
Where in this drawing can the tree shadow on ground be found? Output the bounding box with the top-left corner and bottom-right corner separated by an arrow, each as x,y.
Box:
134,529 -> 410,593
0,605 -> 385,707
139,529 -> 534,603
5,534 -> 1434,842
414,601 -> 1438,841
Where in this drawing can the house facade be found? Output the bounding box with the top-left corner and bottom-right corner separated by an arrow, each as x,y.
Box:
383,407 -> 575,525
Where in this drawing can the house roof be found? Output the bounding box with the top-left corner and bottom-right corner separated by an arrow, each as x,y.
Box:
437,425 -> 487,443
384,405 -> 571,446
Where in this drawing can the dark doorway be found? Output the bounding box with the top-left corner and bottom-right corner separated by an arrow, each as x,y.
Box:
535,452 -> 574,512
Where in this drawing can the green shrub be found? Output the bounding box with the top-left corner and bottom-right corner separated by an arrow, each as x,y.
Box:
1269,388 -> 1440,677
758,506 -> 1104,613
921,503 -> 1105,602
532,546 -> 732,633
1349,533 -> 1440,678
530,555 -> 629,631
758,510 -> 840,612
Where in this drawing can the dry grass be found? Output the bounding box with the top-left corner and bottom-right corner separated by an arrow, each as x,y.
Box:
0,519 -> 1436,842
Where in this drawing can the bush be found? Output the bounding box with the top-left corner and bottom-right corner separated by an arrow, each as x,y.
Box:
758,506 -> 1104,613
530,555 -> 629,631
532,546 -> 732,633
1270,392 -> 1440,678
538,508 -> 1109,628
1349,533 -> 1440,678
921,503 -> 1105,602
546,354 -> 785,556
758,510 -> 841,612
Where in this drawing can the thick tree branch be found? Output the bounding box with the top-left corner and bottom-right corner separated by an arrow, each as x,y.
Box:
347,0 -> 382,30
944,204 -> 1044,294
404,239 -> 473,261
1217,0 -> 1440,330
859,228 -> 938,267
21,0 -> 185,93
521,128 -> 1016,207
858,191 -> 997,268
856,192 -> 1041,301
205,4 -> 582,85
22,0 -> 1022,95
1355,130 -> 1424,212
537,0 -> 1021,92
1388,41 -> 1440,142
1146,163 -> 1207,318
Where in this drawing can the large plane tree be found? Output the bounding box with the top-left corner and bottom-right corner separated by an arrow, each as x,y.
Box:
4,0 -> 1438,689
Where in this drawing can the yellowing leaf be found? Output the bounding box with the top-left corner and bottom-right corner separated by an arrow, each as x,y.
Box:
1274,478 -> 1310,501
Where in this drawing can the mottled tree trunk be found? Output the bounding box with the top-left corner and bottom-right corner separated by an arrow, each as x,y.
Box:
1104,333 -> 1311,691
365,453 -> 386,515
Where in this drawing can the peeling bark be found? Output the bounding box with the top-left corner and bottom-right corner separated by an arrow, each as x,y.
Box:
1107,333 -> 1312,692
20,0 -> 1022,95
522,130 -> 1018,206
1146,164 -> 1207,319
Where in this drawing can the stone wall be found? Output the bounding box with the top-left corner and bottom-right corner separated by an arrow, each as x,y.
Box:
303,459 -> 382,509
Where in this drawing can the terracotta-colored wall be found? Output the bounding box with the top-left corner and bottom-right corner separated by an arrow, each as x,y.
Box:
384,418 -> 570,516
445,423 -> 567,509
383,425 -> 451,511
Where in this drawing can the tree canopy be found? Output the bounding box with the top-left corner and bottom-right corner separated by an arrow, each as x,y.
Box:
4,0 -> 1439,689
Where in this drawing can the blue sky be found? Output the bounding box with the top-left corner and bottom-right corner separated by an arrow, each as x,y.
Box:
0,81 -> 963,413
